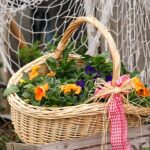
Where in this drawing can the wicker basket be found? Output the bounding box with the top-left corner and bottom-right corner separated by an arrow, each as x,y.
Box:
7,16 -> 150,144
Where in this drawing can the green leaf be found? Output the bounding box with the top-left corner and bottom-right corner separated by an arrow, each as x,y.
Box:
24,99 -> 31,104
3,85 -> 19,96
100,51 -> 109,59
82,55 -> 92,63
121,62 -> 128,75
22,92 -> 31,98
18,41 -> 42,64
22,72 -> 29,80
63,47 -> 71,62
130,71 -> 140,78
24,84 -> 35,89
46,57 -> 58,71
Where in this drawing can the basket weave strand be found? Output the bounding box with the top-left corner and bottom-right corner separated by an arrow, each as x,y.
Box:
7,16 -> 150,144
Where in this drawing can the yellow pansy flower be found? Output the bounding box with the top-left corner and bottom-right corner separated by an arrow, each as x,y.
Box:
60,84 -> 81,95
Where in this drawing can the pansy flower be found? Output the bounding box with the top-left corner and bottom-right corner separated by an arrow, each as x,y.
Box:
47,71 -> 56,77
29,65 -> 40,80
85,65 -> 100,80
60,84 -> 81,94
85,65 -> 97,75
76,80 -> 85,89
105,75 -> 112,82
34,83 -> 49,101
132,77 -> 150,97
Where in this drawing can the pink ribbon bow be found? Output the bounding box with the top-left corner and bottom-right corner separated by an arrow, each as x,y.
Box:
95,75 -> 132,150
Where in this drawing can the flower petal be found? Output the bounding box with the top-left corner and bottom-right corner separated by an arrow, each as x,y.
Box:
34,86 -> 45,101
32,65 -> 40,72
137,88 -> 150,97
60,84 -> 81,94
43,83 -> 49,91
74,86 -> 81,94
29,71 -> 39,80
132,77 -> 140,83
47,71 -> 56,77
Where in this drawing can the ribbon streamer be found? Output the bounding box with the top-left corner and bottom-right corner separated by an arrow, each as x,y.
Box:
91,75 -> 133,150
108,94 -> 130,150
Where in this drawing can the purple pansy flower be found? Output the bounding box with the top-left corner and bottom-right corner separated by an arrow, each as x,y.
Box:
105,75 -> 112,82
85,65 -> 101,81
76,80 -> 85,89
85,65 -> 97,74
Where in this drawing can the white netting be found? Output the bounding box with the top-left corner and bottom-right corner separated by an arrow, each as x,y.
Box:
0,0 -> 150,84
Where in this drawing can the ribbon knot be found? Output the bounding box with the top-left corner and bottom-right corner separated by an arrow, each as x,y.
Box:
92,75 -> 133,150
113,87 -> 120,94
93,74 -> 133,103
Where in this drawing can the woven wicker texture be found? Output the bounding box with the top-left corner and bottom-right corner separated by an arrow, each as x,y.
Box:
8,16 -> 150,144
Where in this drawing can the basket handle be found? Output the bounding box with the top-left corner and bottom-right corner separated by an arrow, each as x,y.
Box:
54,16 -> 121,82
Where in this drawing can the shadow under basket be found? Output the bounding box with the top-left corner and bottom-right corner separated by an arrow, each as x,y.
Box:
8,16 -> 150,144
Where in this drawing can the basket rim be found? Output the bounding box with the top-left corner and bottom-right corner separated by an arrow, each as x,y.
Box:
8,90 -> 150,119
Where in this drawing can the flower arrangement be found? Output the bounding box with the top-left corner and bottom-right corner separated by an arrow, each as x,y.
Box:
4,51 -> 150,107
4,17 -> 150,146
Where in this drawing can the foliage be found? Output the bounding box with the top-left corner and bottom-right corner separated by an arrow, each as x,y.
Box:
4,48 -> 150,107
3,85 -> 19,96
129,84 -> 150,107
6,34 -> 150,108
47,35 -> 88,55
18,35 -> 87,65
18,41 -> 42,64
4,52 -> 112,107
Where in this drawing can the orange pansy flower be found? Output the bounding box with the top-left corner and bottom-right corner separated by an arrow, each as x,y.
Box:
34,83 -> 49,101
60,84 -> 81,94
132,77 -> 150,97
43,83 -> 49,91
28,65 -> 40,80
137,88 -> 150,97
47,71 -> 56,77
32,65 -> 40,72
132,77 -> 144,90
29,71 -> 39,80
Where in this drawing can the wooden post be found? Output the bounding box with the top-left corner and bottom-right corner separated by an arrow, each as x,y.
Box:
6,125 -> 150,150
